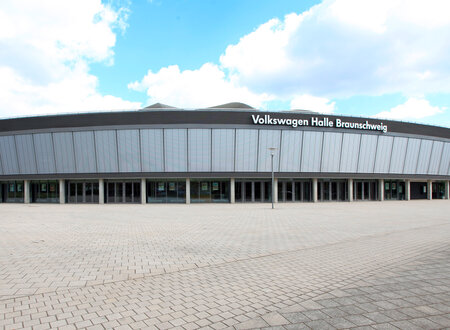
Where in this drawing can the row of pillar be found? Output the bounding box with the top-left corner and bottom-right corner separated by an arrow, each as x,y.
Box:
21,178 -> 450,204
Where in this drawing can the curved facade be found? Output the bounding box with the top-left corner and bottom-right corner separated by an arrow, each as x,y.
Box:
0,106 -> 449,204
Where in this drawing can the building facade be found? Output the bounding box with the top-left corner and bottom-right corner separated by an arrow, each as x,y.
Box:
0,103 -> 449,204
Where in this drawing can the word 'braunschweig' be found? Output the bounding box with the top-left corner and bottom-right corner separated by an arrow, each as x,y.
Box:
251,115 -> 388,133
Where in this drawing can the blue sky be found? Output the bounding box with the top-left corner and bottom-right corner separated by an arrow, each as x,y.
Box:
0,0 -> 449,127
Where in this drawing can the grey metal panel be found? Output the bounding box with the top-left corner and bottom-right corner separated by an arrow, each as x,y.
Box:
258,130 -> 281,172
117,129 -> 141,173
164,129 -> 187,172
140,129 -> 164,172
357,135 -> 378,173
388,137 -> 408,174
416,139 -> 433,174
374,136 -> 394,173
279,131 -> 302,172
33,133 -> 56,174
339,133 -> 360,173
53,132 -> 75,174
211,129 -> 234,172
73,131 -> 96,173
0,135 -> 19,174
235,129 -> 258,172
15,134 -> 37,174
403,138 -> 421,174
438,143 -> 450,175
95,130 -> 118,173
428,141 -> 444,175
188,129 -> 211,172
321,132 -> 342,173
301,131 -> 323,172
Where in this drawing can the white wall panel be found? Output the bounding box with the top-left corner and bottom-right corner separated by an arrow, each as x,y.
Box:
279,131 -> 302,172
117,129 -> 141,173
403,138 -> 421,174
416,139 -> 433,174
53,132 -> 75,173
33,133 -> 56,174
0,136 -> 19,174
389,137 -> 408,174
212,129 -> 234,172
95,130 -> 118,173
357,135 -> 378,173
258,130 -> 281,172
301,131 -> 323,172
164,129 -> 187,172
73,131 -> 96,173
235,129 -> 258,172
339,133 -> 360,173
321,132 -> 342,173
188,129 -> 211,172
15,134 -> 37,174
374,136 -> 393,173
438,143 -> 450,175
428,141 -> 444,175
140,129 -> 164,172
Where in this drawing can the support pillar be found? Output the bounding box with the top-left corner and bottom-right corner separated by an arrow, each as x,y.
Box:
59,179 -> 65,204
274,178 -> 278,203
348,178 -> 353,202
427,180 -> 432,200
312,178 -> 318,203
230,178 -> 235,204
405,179 -> 411,201
99,179 -> 104,204
24,180 -> 30,204
445,181 -> 449,200
378,179 -> 384,201
141,178 -> 146,204
186,178 -> 190,204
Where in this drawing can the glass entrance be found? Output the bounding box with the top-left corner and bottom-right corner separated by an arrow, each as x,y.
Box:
31,180 -> 59,203
384,180 -> 405,200
191,179 -> 229,203
105,181 -> 140,203
353,180 -> 378,201
432,182 -> 445,199
278,180 -> 312,202
67,181 -> 99,203
235,180 -> 271,202
0,181 -> 24,203
318,180 -> 348,201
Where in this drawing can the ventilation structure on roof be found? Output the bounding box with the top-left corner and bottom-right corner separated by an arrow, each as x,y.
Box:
143,103 -> 177,109
208,102 -> 255,109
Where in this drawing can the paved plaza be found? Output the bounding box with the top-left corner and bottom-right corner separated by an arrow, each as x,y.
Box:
0,201 -> 449,329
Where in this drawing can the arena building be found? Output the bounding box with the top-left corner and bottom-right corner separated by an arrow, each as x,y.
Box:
0,102 -> 449,204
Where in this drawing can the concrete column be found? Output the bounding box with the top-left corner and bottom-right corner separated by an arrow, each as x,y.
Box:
99,179 -> 104,204
24,180 -> 30,204
230,178 -> 235,203
59,179 -> 65,204
273,178 -> 278,203
445,181 -> 449,200
312,178 -> 318,203
405,179 -> 411,201
186,178 -> 190,204
378,179 -> 384,201
141,178 -> 146,204
427,180 -> 432,200
348,179 -> 353,202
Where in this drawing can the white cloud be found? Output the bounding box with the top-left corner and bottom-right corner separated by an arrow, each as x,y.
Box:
128,63 -> 273,108
0,0 -> 140,118
290,95 -> 335,113
374,98 -> 445,120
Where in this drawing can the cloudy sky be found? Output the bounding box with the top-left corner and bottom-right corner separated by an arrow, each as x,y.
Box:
0,0 -> 449,126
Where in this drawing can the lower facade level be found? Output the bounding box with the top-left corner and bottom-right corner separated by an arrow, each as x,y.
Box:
0,178 -> 449,204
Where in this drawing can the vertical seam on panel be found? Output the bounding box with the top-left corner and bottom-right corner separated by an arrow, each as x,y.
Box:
256,129 -> 260,172
51,133 -> 57,173
233,129 -> 237,172
299,131 -> 304,172
356,134 -> 362,173
338,133 -> 344,173
0,138 -> 4,174
31,134 -> 39,174
71,132 -> 77,174
372,135 -> 380,174
210,128 -> 212,172
278,130 -> 283,172
387,137 -> 395,174
414,139 -> 423,175
93,131 -> 99,173
402,138 -> 410,174
162,129 -> 166,172
426,140 -> 435,175
138,129 -> 142,173
13,135 -> 21,174
436,142 -> 444,175
319,132 -> 325,172
186,129 -> 189,172
115,130 -> 120,173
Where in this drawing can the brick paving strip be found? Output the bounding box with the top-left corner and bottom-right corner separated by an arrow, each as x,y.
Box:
0,202 -> 449,329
